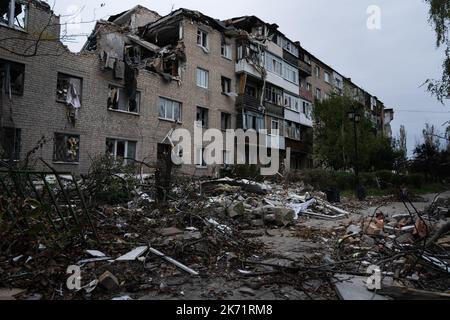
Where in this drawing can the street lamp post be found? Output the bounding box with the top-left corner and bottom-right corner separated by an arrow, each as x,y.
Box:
348,108 -> 365,200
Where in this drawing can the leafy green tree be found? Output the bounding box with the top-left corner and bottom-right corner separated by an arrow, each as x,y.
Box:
424,0 -> 450,102
411,123 -> 443,179
313,94 -> 396,171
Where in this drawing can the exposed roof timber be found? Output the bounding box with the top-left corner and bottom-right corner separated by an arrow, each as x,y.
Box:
225,16 -> 296,48
127,34 -> 160,52
143,8 -> 231,37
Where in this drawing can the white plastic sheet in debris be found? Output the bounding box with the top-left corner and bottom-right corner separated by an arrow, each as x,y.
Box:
207,218 -> 232,234
286,198 -> 317,220
116,246 -> 148,261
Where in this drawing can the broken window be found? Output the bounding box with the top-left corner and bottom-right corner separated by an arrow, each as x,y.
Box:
0,58 -> 25,95
158,97 -> 182,122
53,133 -> 80,163
304,54 -> 311,64
303,102 -> 313,119
221,43 -> 232,60
0,0 -> 28,30
245,85 -> 257,98
1,127 -> 21,160
196,147 -> 207,167
265,86 -> 283,106
56,73 -> 82,109
106,138 -> 137,163
282,39 -> 299,57
196,107 -> 209,128
196,68 -> 209,89
107,85 -> 140,114
221,112 -> 231,130
197,29 -> 208,49
221,77 -> 231,94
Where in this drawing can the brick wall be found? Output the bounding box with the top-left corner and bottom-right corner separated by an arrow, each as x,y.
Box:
1,4 -> 239,176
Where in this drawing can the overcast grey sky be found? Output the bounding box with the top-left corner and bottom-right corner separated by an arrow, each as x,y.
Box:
48,0 -> 449,156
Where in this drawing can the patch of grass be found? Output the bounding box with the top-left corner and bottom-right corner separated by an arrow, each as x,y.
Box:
341,183 -> 447,200
341,188 -> 392,199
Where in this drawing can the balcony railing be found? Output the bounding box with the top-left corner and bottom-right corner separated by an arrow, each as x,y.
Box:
298,60 -> 312,77
285,138 -> 311,154
299,88 -> 313,102
283,50 -> 299,68
235,94 -> 262,112
264,101 -> 284,118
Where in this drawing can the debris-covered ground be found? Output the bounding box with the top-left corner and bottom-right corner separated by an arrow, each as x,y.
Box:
1,167 -> 450,300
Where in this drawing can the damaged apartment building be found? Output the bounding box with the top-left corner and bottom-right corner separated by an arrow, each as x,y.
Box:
0,1 -> 394,175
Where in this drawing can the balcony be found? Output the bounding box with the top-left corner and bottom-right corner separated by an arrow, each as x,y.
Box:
285,138 -> 312,154
298,60 -> 312,77
236,94 -> 262,113
299,88 -> 313,102
235,59 -> 263,79
265,134 -> 286,150
283,50 -> 299,68
264,101 -> 284,118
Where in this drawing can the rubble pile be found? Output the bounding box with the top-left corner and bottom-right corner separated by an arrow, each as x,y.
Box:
1,171 -> 449,300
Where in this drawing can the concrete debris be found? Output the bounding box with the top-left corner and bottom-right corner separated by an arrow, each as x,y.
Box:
157,227 -> 184,237
98,271 -> 120,291
0,288 -> 26,300
1,167 -> 449,300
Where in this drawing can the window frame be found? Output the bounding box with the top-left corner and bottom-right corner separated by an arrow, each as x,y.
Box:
0,0 -> 28,31
1,127 -> 21,161
316,88 -> 322,100
221,42 -> 232,60
196,29 -> 209,50
221,76 -> 232,94
221,112 -> 232,131
107,84 -> 141,114
196,106 -> 209,128
284,92 -> 300,112
56,72 -> 83,104
53,133 -> 80,164
196,147 -> 207,168
196,68 -> 209,89
158,96 -> 182,123
271,119 -> 280,135
315,66 -> 321,78
324,72 -> 330,83
106,138 -> 137,164
0,58 -> 25,96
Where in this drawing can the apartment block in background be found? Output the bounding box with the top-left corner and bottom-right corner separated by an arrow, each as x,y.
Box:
0,1 -> 394,175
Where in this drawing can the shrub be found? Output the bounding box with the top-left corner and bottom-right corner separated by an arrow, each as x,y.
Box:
83,154 -> 139,205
